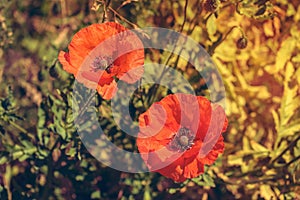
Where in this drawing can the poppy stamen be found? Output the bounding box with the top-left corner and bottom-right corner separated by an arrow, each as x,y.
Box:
90,55 -> 114,73
169,127 -> 195,152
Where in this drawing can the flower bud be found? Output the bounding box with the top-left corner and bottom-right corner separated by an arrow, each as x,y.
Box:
49,65 -> 59,78
203,0 -> 219,12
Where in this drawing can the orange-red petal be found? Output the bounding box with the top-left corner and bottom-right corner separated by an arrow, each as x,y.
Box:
96,79 -> 118,100
58,51 -> 78,75
137,93 -> 228,182
58,22 -> 144,99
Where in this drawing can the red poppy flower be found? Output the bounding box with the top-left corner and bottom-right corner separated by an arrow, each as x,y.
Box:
137,93 -> 228,182
58,22 -> 144,99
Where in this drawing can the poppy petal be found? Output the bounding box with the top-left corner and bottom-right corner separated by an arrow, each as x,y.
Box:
118,59 -> 144,83
198,135 -> 225,165
137,93 -> 228,182
96,79 -> 118,100
183,157 -> 204,179
68,23 -> 127,68
155,158 -> 185,182
58,22 -> 144,100
58,51 -> 78,75
197,104 -> 227,162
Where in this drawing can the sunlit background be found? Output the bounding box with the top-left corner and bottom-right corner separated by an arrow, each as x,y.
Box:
0,0 -> 299,199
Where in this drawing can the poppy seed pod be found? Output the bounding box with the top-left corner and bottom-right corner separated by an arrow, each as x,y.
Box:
236,37 -> 248,49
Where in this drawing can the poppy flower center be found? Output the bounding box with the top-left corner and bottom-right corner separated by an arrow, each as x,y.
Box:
90,55 -> 114,73
169,127 -> 195,152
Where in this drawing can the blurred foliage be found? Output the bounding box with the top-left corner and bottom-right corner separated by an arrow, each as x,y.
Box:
0,0 -> 300,199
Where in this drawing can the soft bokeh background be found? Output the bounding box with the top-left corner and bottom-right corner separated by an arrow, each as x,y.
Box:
0,0 -> 299,199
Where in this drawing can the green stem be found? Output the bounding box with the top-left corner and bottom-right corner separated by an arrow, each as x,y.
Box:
39,137 -> 60,200
74,91 -> 95,125
208,25 -> 244,55
271,135 -> 300,165
147,0 -> 189,105
9,120 -> 34,140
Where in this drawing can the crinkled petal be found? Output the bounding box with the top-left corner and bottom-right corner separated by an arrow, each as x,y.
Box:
96,79 -> 118,100
137,93 -> 228,182
196,96 -> 213,140
58,51 -> 78,75
197,104 -> 227,165
58,22 -> 144,100
155,157 -> 185,182
68,23 -> 127,69
183,157 -> 205,179
198,135 -> 224,165
116,51 -> 145,83
139,102 -> 179,140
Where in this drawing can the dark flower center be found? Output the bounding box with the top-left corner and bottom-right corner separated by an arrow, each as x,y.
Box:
90,56 -> 114,73
168,127 -> 195,152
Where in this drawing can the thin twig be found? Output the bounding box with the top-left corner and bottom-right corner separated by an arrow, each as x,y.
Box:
161,0 -> 188,73
102,0 -> 108,22
284,155 -> 300,168
208,25 -> 244,55
108,6 -> 138,28
148,0 -> 189,105
102,0 -> 111,22
271,135 -> 300,165
179,0 -> 189,33
187,0 -> 202,35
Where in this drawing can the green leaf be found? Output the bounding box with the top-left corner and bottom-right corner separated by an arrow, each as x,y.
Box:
275,38 -> 296,73
286,3 -> 296,17
275,62 -> 300,146
279,121 -> 300,138
75,175 -> 84,181
66,147 -> 77,157
0,155 -> 8,164
202,174 -> 216,187
272,110 -> 280,133
250,140 -> 269,152
227,154 -> 244,166
271,140 -> 288,161
37,105 -> 47,143
168,188 -> 177,194
91,190 -> 101,199
206,14 -> 217,42
259,185 -> 276,199
143,186 -> 152,200
192,176 -> 206,186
